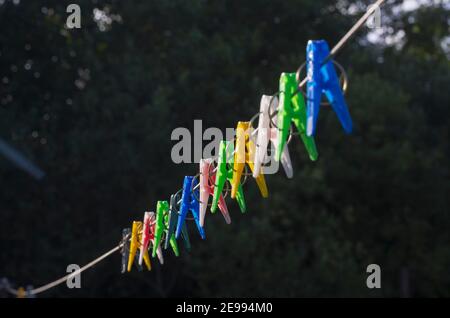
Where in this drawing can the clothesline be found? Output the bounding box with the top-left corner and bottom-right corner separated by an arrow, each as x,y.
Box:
1,0 -> 385,297
1,243 -> 124,297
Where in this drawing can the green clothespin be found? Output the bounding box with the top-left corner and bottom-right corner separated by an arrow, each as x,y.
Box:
211,140 -> 246,213
166,194 -> 190,252
276,73 -> 318,162
153,201 -> 168,256
162,209 -> 180,256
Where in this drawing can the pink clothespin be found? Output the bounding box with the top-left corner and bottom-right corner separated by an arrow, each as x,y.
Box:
199,158 -> 231,227
139,212 -> 153,266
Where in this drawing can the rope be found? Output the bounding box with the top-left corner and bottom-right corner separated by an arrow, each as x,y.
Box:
3,243 -> 123,296
298,0 -> 385,88
1,0 -> 386,297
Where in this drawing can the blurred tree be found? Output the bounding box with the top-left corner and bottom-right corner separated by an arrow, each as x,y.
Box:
0,0 -> 448,297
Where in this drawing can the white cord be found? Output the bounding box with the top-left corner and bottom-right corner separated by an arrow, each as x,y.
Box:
4,243 -> 123,296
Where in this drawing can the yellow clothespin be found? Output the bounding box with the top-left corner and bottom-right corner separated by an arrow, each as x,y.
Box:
127,221 -> 151,272
231,121 -> 268,199
16,287 -> 26,298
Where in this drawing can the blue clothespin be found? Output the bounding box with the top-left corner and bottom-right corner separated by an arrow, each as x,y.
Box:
175,176 -> 205,240
306,39 -> 353,136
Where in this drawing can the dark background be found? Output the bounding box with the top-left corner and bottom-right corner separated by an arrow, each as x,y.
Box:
0,0 -> 448,297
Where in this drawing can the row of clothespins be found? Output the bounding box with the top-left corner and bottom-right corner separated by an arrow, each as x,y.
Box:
120,39 -> 354,273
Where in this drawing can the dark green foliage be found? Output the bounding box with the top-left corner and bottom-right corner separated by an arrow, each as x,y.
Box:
0,0 -> 448,297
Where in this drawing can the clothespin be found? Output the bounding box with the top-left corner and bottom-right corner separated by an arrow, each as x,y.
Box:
121,228 -> 131,273
231,121 -> 268,199
211,140 -> 246,213
153,201 -> 169,258
254,95 -> 293,179
25,285 -> 35,298
121,228 -> 143,273
276,72 -> 318,162
199,158 -> 231,227
162,208 -> 180,256
148,212 -> 164,265
166,193 -> 191,252
175,176 -> 205,240
138,213 -> 153,267
16,287 -> 26,298
306,39 -> 352,136
128,221 -> 151,272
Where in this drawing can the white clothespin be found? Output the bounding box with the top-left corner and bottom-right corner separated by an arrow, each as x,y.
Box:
254,95 -> 293,179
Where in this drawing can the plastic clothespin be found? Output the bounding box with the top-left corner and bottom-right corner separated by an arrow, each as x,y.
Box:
254,95 -> 293,179
17,287 -> 26,298
128,221 -> 151,272
147,212 -> 164,265
162,208 -> 180,256
211,140 -> 246,213
306,39 -> 352,136
231,121 -> 268,199
276,72 -> 318,162
121,228 -> 143,273
166,193 -> 191,252
199,158 -> 231,227
121,228 -> 131,273
25,285 -> 35,298
138,213 -> 154,268
176,176 -> 205,240
152,201 -> 169,258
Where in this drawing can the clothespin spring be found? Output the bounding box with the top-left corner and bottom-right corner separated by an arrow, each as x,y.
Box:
295,60 -> 349,106
247,93 -> 296,144
191,171 -> 232,206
